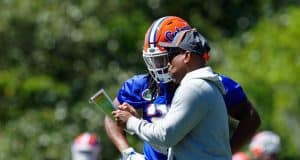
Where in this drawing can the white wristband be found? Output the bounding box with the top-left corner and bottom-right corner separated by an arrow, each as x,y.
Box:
122,147 -> 135,157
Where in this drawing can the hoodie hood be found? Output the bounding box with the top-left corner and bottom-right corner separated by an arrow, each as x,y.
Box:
180,66 -> 225,94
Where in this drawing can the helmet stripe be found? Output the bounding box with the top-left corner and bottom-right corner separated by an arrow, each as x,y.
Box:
81,133 -> 90,144
148,16 -> 168,48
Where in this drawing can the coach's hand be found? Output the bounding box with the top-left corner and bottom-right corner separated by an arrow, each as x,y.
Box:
112,111 -> 132,128
119,102 -> 140,117
113,103 -> 140,128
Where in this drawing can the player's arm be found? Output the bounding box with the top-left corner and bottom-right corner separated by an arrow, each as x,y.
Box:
105,98 -> 144,160
228,99 -> 261,153
104,98 -> 130,152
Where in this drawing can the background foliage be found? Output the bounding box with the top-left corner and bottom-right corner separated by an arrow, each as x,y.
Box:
0,0 -> 299,159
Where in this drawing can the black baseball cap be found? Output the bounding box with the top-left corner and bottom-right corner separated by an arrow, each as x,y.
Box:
159,29 -> 210,54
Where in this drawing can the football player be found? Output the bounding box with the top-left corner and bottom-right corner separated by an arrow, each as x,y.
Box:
104,16 -> 261,160
249,131 -> 281,160
232,130 -> 281,160
71,132 -> 101,160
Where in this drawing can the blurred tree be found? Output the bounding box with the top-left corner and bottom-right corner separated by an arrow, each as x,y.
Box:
218,6 -> 300,159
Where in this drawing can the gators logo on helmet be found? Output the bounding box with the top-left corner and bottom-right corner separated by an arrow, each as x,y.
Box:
143,16 -> 191,83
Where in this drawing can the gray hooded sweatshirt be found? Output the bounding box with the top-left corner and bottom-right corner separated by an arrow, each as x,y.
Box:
127,66 -> 232,160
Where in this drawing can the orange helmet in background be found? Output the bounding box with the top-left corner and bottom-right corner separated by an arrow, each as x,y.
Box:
249,131 -> 281,159
143,16 -> 191,83
71,132 -> 101,160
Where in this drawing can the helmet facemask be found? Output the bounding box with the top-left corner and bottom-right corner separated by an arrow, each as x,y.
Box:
71,148 -> 100,160
143,47 -> 172,84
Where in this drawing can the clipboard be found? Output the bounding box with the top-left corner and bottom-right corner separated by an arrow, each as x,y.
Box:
89,88 -> 115,119
89,88 -> 135,135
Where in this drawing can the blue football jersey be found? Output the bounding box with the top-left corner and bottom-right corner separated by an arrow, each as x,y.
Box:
218,74 -> 247,109
117,74 -> 247,160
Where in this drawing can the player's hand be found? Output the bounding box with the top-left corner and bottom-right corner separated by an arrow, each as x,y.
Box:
119,102 -> 140,118
122,147 -> 145,160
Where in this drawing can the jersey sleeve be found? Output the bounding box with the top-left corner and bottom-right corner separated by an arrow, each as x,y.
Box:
117,74 -> 150,109
219,75 -> 248,109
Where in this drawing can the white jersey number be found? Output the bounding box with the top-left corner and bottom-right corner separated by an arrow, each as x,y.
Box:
146,104 -> 169,122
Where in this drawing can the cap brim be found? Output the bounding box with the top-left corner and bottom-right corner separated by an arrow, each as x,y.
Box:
159,42 -> 178,48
